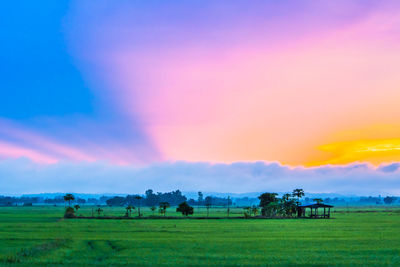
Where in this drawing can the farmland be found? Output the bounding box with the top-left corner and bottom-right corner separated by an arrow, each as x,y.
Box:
1,206 -> 400,266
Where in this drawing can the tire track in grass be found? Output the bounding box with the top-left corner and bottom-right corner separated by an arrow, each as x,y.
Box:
1,239 -> 70,264
78,240 -> 126,264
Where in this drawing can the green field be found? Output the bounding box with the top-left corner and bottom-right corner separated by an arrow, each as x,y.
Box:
1,206 -> 400,266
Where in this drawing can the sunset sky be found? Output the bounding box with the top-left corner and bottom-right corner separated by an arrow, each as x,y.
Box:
1,0 -> 400,194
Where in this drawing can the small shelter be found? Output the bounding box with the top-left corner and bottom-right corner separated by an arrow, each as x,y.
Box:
299,203 -> 333,219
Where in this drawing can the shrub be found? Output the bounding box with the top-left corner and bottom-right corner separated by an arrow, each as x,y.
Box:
64,207 -> 76,218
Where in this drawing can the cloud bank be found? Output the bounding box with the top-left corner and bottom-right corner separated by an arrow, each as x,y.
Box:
1,159 -> 399,196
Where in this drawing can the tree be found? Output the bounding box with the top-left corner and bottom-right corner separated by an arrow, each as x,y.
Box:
282,193 -> 291,201
292,189 -> 305,203
135,196 -> 143,217
205,196 -> 212,217
63,194 -> 75,207
384,196 -> 396,205
197,191 -> 204,205
64,207 -> 75,218
292,188 -> 305,217
176,202 -> 194,216
74,205 -> 80,212
252,206 -> 259,216
95,208 -> 103,216
106,196 -> 126,207
126,206 -> 134,217
313,198 -> 323,204
258,193 -> 278,216
243,206 -> 251,218
145,189 -> 159,207
227,196 -> 231,217
150,206 -> 156,215
281,198 -> 296,217
159,202 -> 170,216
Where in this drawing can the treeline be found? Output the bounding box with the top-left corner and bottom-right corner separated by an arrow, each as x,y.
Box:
105,190 -> 233,207
1,192 -> 399,207
106,190 -> 188,207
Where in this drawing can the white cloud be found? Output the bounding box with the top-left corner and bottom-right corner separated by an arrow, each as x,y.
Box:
0,159 -> 399,195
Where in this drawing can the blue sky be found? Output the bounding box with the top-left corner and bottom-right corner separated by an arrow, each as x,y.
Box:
1,1 -> 400,195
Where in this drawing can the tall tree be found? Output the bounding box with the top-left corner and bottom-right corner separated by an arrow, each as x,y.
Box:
63,194 -> 75,207
258,193 -> 278,217
150,206 -> 156,215
159,202 -> 170,217
126,206 -> 134,217
135,196 -> 143,217
292,189 -> 305,217
227,196 -> 231,217
197,192 -> 204,205
292,189 -> 305,203
205,196 -> 212,217
145,189 -> 159,207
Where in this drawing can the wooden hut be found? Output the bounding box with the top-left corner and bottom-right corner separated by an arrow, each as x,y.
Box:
299,203 -> 333,219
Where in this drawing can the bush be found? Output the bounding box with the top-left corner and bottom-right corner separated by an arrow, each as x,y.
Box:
176,202 -> 194,216
64,207 -> 76,218
244,212 -> 252,219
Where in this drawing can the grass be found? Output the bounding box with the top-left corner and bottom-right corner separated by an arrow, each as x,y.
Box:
0,206 -> 400,266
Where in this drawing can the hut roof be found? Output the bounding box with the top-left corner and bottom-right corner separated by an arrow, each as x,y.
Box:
299,203 -> 333,208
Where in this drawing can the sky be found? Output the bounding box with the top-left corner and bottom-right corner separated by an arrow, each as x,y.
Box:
1,0 -> 400,195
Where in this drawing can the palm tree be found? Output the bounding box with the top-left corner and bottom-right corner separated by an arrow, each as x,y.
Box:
159,202 -> 170,217
292,189 -> 305,202
63,194 -> 75,207
150,206 -> 156,215
126,206 -> 133,217
292,188 -> 305,217
134,196 -> 143,217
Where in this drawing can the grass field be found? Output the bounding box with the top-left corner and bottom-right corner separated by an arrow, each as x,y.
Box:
1,206 -> 400,266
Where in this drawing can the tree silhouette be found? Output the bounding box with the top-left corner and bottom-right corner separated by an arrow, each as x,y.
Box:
64,207 -> 75,218
63,194 -> 75,207
126,206 -> 134,217
227,196 -> 231,217
282,193 -> 291,201
95,208 -> 103,216
150,206 -> 156,215
258,193 -> 279,217
243,206 -> 251,218
204,197 -> 212,217
135,196 -> 143,217
176,202 -> 194,216
313,198 -> 323,204
159,202 -> 170,217
292,189 -> 305,217
292,189 -> 305,203
252,206 -> 259,216
384,196 -> 396,205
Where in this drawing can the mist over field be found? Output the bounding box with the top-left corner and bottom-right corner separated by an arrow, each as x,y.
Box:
1,159 -> 399,195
